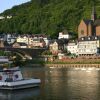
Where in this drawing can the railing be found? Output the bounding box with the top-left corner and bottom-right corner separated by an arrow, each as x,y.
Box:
45,64 -> 100,68
0,56 -> 9,62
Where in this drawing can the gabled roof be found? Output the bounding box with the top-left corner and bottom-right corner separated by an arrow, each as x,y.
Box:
83,19 -> 93,25
82,19 -> 100,26
62,29 -> 69,34
78,36 -> 100,42
50,39 -> 68,45
94,19 -> 100,26
17,42 -> 27,46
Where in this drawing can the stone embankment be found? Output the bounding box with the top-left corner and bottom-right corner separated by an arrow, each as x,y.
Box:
45,64 -> 100,68
31,64 -> 100,68
28,57 -> 100,68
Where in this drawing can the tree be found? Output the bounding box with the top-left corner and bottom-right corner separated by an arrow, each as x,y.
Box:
0,0 -> 99,38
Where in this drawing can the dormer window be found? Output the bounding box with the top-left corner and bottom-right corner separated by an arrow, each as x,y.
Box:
88,37 -> 90,40
81,30 -> 84,35
95,36 -> 97,39
82,38 -> 84,40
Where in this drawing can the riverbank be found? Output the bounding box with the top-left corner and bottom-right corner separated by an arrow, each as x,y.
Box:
18,58 -> 100,68
28,63 -> 100,68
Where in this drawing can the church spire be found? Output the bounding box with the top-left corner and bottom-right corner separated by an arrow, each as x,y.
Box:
91,5 -> 97,21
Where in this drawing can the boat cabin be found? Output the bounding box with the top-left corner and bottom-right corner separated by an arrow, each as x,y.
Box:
0,67 -> 23,82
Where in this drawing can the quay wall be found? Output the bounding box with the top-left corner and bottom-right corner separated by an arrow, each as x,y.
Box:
31,64 -> 100,68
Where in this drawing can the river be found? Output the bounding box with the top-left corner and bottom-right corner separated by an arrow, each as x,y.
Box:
0,67 -> 100,100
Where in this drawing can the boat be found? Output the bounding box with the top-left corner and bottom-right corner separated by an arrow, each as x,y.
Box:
0,56 -> 9,63
0,67 -> 41,90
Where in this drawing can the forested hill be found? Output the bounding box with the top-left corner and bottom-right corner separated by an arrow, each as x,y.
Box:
0,0 -> 100,38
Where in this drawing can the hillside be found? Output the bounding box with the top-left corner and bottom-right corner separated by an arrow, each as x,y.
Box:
0,0 -> 100,38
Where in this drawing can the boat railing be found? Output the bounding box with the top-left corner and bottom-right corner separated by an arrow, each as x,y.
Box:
0,56 -> 8,59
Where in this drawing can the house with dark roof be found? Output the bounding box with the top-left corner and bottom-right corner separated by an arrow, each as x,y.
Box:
12,42 -> 28,48
49,39 -> 67,55
58,29 -> 72,39
94,19 -> 100,36
78,6 -> 100,38
78,36 -> 100,55
66,40 -> 78,55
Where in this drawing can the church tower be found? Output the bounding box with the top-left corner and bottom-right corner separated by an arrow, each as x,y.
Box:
91,6 -> 97,21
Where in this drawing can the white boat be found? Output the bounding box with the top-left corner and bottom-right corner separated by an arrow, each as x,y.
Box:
0,56 -> 9,63
0,67 -> 41,90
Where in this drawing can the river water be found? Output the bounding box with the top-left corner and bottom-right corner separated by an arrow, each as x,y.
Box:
0,67 -> 100,100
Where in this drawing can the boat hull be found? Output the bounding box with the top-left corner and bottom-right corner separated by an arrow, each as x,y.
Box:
0,83 -> 40,90
0,79 -> 41,90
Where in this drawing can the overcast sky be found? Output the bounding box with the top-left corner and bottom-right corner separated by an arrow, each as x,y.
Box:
0,0 -> 31,13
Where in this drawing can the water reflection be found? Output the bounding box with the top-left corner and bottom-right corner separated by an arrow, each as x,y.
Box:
45,68 -> 100,100
0,88 -> 40,100
66,70 -> 99,100
0,67 -> 100,100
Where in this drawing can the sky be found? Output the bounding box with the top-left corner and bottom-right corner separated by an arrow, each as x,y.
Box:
0,0 -> 31,13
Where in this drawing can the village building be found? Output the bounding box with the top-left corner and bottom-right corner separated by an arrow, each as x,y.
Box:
0,40 -> 4,47
58,29 -> 72,39
58,53 -> 65,60
31,38 -> 46,48
32,34 -> 50,47
16,35 -> 30,44
66,36 -> 100,56
2,33 -> 17,44
16,34 -> 50,48
75,6 -> 100,56
49,40 -> 66,55
6,16 -> 12,19
49,41 -> 59,55
0,16 -> 5,20
12,42 -> 28,48
78,36 -> 100,55
78,6 -> 100,38
66,41 -> 78,55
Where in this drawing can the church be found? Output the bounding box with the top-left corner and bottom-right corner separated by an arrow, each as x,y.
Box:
78,6 -> 100,39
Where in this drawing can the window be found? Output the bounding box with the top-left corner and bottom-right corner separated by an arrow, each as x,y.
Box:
82,38 -> 84,40
81,30 -> 84,35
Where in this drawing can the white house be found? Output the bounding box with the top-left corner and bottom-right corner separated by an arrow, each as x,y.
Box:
49,41 -> 59,55
31,38 -> 45,48
16,34 -> 50,47
58,32 -> 71,39
7,16 -> 12,19
67,42 -> 78,55
0,16 -> 5,20
32,34 -> 50,47
66,36 -> 100,56
16,35 -> 29,44
13,42 -> 27,48
3,33 -> 17,44
42,37 -> 50,47
58,53 -> 65,59
78,36 -> 100,55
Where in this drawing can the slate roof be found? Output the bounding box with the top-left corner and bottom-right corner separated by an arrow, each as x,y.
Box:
50,39 -> 68,44
17,43 -> 27,46
78,36 -> 100,42
94,19 -> 100,26
83,19 -> 100,26
83,19 -> 93,25
62,29 -> 69,34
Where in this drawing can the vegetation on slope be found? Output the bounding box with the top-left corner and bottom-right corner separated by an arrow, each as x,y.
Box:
0,0 -> 100,38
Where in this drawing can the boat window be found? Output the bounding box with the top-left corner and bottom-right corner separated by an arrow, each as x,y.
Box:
0,75 -> 2,80
5,78 -> 13,82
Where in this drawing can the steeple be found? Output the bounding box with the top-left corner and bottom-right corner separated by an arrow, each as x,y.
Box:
91,5 -> 97,21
